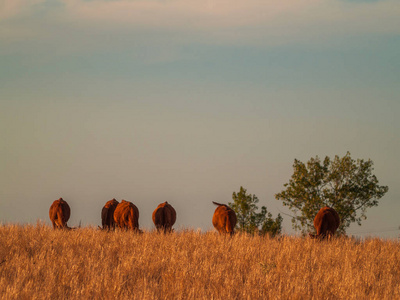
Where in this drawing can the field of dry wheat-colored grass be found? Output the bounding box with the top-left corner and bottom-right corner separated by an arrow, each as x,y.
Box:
0,223 -> 399,299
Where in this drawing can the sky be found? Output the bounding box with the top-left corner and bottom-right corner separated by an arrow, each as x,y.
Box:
1,0 -> 400,238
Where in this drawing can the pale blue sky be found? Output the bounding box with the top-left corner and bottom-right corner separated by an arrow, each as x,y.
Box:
1,0 -> 399,237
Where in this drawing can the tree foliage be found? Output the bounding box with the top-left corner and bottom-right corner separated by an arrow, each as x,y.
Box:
229,186 -> 282,236
275,152 -> 388,233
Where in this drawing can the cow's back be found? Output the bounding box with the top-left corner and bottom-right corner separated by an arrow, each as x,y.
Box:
212,202 -> 237,235
49,198 -> 71,229
152,202 -> 176,232
114,200 -> 140,230
313,206 -> 340,238
101,198 -> 119,229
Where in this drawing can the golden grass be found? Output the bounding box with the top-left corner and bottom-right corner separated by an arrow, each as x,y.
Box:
0,224 -> 400,299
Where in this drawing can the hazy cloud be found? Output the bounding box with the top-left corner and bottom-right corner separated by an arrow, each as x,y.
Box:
0,0 -> 42,20
1,0 -> 399,58
63,0 -> 400,43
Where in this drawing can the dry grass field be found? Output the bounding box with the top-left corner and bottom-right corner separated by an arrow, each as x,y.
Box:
0,224 -> 399,299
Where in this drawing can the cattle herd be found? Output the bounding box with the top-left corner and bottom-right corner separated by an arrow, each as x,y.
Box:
49,198 -> 340,238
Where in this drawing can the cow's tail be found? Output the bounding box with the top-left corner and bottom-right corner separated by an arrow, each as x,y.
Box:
154,207 -> 166,232
56,206 -> 74,230
225,215 -> 235,236
56,209 -> 67,229
164,207 -> 175,233
104,208 -> 113,230
128,209 -> 139,232
226,224 -> 235,236
319,214 -> 330,239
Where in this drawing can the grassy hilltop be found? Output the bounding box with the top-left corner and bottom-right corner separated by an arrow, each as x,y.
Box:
0,224 -> 399,299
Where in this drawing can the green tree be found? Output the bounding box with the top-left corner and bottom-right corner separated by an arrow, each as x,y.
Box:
275,152 -> 388,234
229,186 -> 282,236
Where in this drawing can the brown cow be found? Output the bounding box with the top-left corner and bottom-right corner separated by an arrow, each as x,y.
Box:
49,198 -> 71,230
212,201 -> 237,236
152,201 -> 176,233
309,206 -> 340,239
101,198 -> 119,230
113,200 -> 140,231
